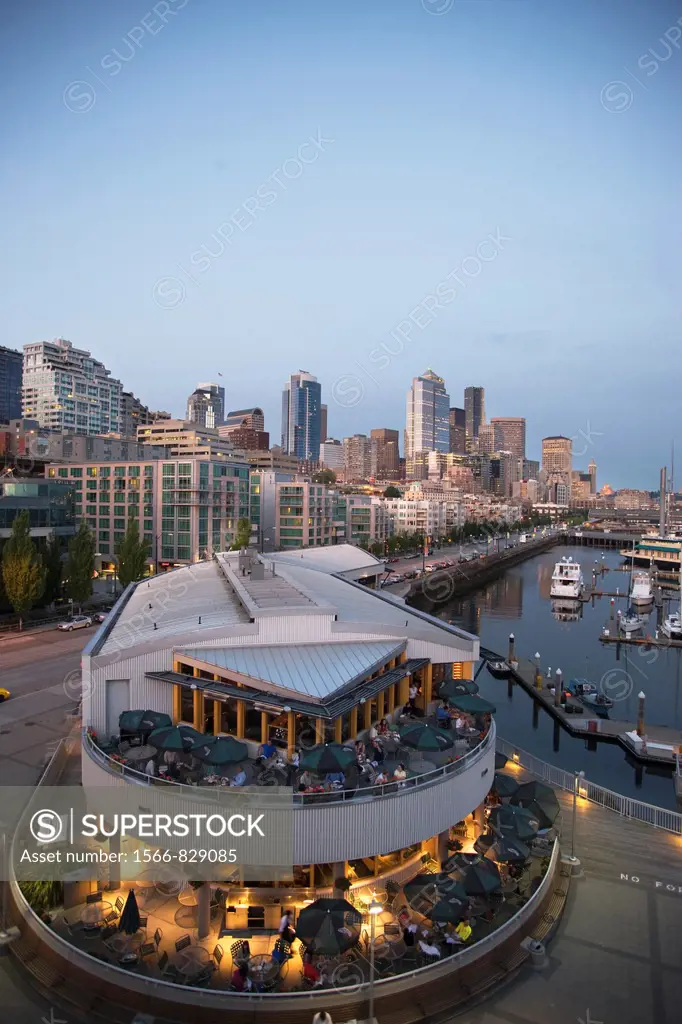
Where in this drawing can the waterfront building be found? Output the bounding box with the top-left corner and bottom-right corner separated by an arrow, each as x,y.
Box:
343,433 -> 372,482
464,385 -> 485,446
281,371 -> 322,461
246,445 -> 301,474
137,420 -> 239,460
252,475 -> 339,551
405,370 -> 449,477
22,338 -> 122,435
343,494 -> 391,548
3,420 -> 168,465
319,438 -> 345,473
0,345 -> 23,422
186,382 -> 225,428
491,417 -> 526,459
120,391 -> 155,438
381,494 -> 450,539
449,407 -> 466,454
0,476 -> 75,540
370,427 -> 400,480
46,455 -> 249,571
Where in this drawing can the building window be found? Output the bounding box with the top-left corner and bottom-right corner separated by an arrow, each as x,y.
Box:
99,530 -> 109,541
144,465 -> 154,477
70,468 -> 82,478
114,466 -> 126,477
58,468 -> 68,478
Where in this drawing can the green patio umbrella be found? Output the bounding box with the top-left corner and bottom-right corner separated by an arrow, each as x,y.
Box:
296,898 -> 362,955
511,781 -> 560,829
119,710 -> 172,733
427,899 -> 465,924
447,694 -> 496,715
299,743 -> 357,774
460,859 -> 501,895
484,836 -> 530,864
148,725 -> 203,751
118,888 -> 141,935
398,722 -> 454,752
191,735 -> 248,766
492,772 -> 519,798
403,873 -> 439,907
440,679 -> 479,699
489,805 -> 540,841
434,875 -> 469,906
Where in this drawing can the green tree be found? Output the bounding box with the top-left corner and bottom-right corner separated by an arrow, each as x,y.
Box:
65,520 -> 95,610
312,469 -> 336,486
2,512 -> 45,628
230,517 -> 252,550
383,485 -> 401,498
116,516 -> 149,588
43,533 -> 63,606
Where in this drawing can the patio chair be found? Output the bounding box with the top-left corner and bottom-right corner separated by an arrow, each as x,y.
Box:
115,896 -> 125,912
138,915 -> 148,928
212,943 -> 224,968
175,935 -> 191,953
153,927 -> 163,949
100,924 -> 118,941
272,938 -> 292,963
230,939 -> 249,966
139,942 -> 156,959
193,967 -> 213,988
158,951 -> 169,973
103,910 -> 118,924
420,852 -> 438,872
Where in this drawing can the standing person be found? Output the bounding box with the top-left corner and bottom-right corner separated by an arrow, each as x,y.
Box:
312,1013 -> 333,1024
278,909 -> 296,945
408,680 -> 419,709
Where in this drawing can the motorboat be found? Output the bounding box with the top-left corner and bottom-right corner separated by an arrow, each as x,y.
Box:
661,612 -> 682,639
580,691 -> 614,711
619,610 -> 643,634
630,571 -> 653,607
550,557 -> 583,599
567,679 -> 613,713
567,678 -> 598,698
486,660 -> 512,678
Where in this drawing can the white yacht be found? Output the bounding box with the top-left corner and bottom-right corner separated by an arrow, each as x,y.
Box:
619,610 -> 643,634
550,557 -> 584,599
630,570 -> 653,607
661,612 -> 682,639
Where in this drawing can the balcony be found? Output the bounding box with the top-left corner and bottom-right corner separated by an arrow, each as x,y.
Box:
82,723 -> 496,865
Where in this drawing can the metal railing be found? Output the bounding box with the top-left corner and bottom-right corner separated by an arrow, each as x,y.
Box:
497,737 -> 682,835
82,723 -> 495,806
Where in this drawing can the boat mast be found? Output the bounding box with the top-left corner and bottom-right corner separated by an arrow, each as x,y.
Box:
659,466 -> 667,538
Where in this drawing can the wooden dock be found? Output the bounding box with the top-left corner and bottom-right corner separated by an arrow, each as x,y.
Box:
506,658 -> 682,765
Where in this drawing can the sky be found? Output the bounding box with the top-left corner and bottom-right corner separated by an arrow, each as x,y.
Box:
2,0 -> 681,488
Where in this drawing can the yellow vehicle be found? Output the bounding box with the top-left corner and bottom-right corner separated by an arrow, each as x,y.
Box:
0,687 -> 10,702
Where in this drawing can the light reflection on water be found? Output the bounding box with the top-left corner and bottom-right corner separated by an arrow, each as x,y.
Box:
435,545 -> 682,810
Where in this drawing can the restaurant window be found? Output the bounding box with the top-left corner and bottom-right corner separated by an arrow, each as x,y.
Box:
180,686 -> 194,722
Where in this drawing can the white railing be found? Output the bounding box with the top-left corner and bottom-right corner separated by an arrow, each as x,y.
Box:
497,738 -> 682,835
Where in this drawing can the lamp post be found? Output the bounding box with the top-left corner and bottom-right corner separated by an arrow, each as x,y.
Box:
570,770 -> 586,861
368,897 -> 382,1024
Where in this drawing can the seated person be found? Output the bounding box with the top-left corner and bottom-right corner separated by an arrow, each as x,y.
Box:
393,763 -> 407,783
436,700 -> 452,728
325,771 -> 345,786
289,749 -> 300,768
455,919 -> 472,943
302,953 -> 321,985
377,717 -> 390,737
299,770 -> 314,789
231,964 -> 252,991
418,936 -> 441,957
230,767 -> 247,787
375,769 -> 389,784
256,740 -> 277,764
354,740 -> 366,761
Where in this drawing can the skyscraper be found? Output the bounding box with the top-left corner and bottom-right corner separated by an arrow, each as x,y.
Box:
22,338 -> 122,434
370,428 -> 400,480
448,407 -> 466,454
186,382 -> 225,428
405,369 -> 449,476
320,403 -> 328,442
541,435 -> 572,475
477,424 -> 496,455
343,434 -> 372,481
281,371 -> 322,460
0,346 -> 23,422
491,417 -> 526,459
464,386 -> 485,445
588,459 -> 597,494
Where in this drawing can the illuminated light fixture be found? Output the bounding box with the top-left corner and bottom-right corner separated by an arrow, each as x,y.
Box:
368,899 -> 382,915
512,751 -> 520,762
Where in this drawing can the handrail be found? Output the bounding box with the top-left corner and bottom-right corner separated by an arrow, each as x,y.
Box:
497,737 -> 682,835
82,722 -> 495,805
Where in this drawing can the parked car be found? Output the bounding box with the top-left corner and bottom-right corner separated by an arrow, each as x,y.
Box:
93,612 -> 108,623
387,557 -> 400,563
57,615 -> 93,631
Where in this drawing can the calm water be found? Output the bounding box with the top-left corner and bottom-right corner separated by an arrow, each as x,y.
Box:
436,545 -> 682,811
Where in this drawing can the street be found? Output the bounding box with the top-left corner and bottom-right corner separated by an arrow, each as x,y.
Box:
380,530 -> 543,589
0,628 -> 88,785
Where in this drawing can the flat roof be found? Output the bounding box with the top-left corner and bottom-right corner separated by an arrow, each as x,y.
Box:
264,543 -> 384,577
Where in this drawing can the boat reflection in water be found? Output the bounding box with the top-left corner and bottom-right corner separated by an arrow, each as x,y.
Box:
551,598 -> 583,623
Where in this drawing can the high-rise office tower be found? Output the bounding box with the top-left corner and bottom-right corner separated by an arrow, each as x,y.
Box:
464,386 -> 485,445
478,424 -> 496,455
343,434 -> 372,481
541,435 -> 573,475
320,404 -> 328,442
223,408 -> 265,432
588,459 -> 597,494
0,346 -> 23,422
319,438 -> 344,472
491,417 -> 526,459
186,382 -> 225,428
281,370 -> 322,460
405,369 -> 449,475
370,428 -> 400,480
448,407 -> 466,454
22,338 -> 122,434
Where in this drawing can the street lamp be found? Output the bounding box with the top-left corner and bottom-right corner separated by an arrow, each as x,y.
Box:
570,770 -> 586,861
368,898 -> 382,1024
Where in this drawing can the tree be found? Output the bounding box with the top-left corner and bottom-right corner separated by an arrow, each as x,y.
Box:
312,469 -> 336,486
1,511 -> 45,628
116,516 -> 149,588
230,517 -> 252,550
383,485 -> 401,498
65,520 -> 95,610
43,533 -> 63,606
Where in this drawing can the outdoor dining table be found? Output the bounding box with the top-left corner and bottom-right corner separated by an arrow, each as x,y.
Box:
81,901 -> 113,929
409,758 -> 437,775
173,945 -> 211,980
106,930 -> 145,955
248,953 -> 283,989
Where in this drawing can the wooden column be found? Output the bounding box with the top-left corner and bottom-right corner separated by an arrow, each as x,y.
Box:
334,718 -> 343,742
287,711 -> 296,759
362,700 -> 372,730
462,661 -> 474,680
236,699 -> 245,739
423,663 -> 433,709
192,688 -> 204,732
349,706 -> 358,739
315,718 -> 325,744
376,690 -> 385,721
213,700 -> 221,736
398,675 -> 410,705
172,685 -> 182,724
399,651 -> 408,664
387,685 -> 395,715
260,712 -> 269,744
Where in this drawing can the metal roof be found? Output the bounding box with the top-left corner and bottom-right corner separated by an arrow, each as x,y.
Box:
177,641 -> 404,699
264,544 -> 383,577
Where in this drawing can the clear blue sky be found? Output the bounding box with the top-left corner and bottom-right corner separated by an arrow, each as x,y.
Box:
2,0 -> 680,487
